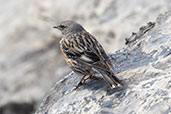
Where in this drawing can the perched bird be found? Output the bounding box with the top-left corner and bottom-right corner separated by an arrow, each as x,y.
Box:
53,20 -> 123,89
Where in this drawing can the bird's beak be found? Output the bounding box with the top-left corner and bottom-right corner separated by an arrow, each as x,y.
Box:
53,25 -> 61,29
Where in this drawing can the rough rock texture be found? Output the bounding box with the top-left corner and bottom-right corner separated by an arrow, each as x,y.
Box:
0,0 -> 171,114
35,12 -> 171,114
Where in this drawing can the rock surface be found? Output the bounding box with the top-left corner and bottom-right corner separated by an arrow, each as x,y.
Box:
35,12 -> 171,114
0,0 -> 171,114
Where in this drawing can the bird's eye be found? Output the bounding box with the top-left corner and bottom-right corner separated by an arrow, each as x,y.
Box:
60,25 -> 66,29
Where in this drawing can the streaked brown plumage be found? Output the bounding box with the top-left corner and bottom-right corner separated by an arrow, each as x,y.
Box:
54,20 -> 123,89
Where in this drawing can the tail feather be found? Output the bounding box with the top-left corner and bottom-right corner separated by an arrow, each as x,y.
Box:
98,70 -> 123,88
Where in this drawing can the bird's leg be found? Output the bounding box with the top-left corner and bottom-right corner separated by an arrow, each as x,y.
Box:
82,75 -> 93,83
74,75 -> 94,90
74,75 -> 86,90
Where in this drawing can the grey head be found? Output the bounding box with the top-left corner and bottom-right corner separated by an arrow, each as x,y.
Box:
53,20 -> 85,36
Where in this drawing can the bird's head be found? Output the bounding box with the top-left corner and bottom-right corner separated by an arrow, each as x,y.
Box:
53,20 -> 85,36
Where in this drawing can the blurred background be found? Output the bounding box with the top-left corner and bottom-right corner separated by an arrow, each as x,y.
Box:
0,0 -> 170,114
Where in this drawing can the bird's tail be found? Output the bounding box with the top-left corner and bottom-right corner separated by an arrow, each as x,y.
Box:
98,70 -> 123,88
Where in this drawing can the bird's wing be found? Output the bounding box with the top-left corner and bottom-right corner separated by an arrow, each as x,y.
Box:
61,32 -> 114,71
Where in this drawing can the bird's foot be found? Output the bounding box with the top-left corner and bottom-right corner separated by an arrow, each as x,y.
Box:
74,75 -> 93,90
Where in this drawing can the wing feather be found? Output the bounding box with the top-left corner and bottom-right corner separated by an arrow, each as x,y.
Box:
61,32 -> 114,71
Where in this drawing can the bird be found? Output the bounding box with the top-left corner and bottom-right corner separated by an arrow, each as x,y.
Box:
53,20 -> 123,89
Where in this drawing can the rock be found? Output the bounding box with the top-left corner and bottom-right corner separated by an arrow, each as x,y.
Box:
0,0 -> 171,114
35,12 -> 171,114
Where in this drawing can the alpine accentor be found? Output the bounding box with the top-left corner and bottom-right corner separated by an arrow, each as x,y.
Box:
53,20 -> 123,89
